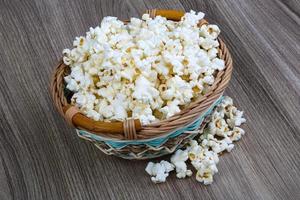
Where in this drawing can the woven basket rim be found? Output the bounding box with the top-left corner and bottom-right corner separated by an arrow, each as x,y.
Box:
76,95 -> 223,143
50,9 -> 233,141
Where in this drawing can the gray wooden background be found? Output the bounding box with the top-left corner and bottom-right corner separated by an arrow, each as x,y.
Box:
0,0 -> 299,199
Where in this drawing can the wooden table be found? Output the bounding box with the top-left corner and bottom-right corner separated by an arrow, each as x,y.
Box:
0,0 -> 299,199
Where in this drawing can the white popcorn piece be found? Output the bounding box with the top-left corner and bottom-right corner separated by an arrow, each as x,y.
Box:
211,109 -> 225,120
97,86 -> 115,102
86,109 -> 101,121
72,92 -> 96,110
142,14 -> 151,21
171,149 -> 189,162
211,58 -> 225,71
196,168 -> 213,185
187,140 -> 202,160
65,77 -> 79,91
120,67 -> 136,82
205,134 -> 234,153
230,127 -> 245,141
145,161 -> 174,183
132,75 -> 159,104
220,96 -> 233,107
131,102 -> 156,125
110,94 -> 128,120
161,160 -> 175,173
207,48 -> 218,59
200,37 -> 219,50
96,98 -> 114,118
62,49 -> 73,65
181,10 -> 205,27
207,25 -> 221,39
171,149 -> 192,178
160,99 -> 181,119
154,60 -> 170,75
191,147 -> 219,169
225,106 -> 246,128
164,75 -> 194,104
200,24 -> 220,40
202,75 -> 215,85
208,117 -> 229,136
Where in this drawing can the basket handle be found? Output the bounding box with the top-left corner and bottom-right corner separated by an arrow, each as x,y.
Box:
145,9 -> 185,21
63,105 -> 141,138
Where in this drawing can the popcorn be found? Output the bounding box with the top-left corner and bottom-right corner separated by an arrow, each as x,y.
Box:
131,102 -> 156,124
200,37 -> 219,50
64,77 -> 79,91
230,127 -> 245,141
185,140 -> 219,184
171,149 -> 192,178
204,134 -> 234,153
142,14 -> 151,21
181,10 -> 205,27
86,109 -> 101,121
145,161 -> 174,183
62,49 -> 72,65
208,117 -> 229,136
97,86 -> 115,102
211,58 -> 225,71
120,67 -> 136,82
72,92 -> 96,109
164,76 -> 194,104
144,96 -> 246,185
160,99 -> 181,118
200,24 -> 220,40
132,75 -> 159,104
110,94 -> 128,120
63,10 -> 225,125
96,98 -> 114,118
196,168 -> 213,185
226,108 -> 246,128
202,75 -> 215,85
207,48 -> 218,59
220,96 -> 233,107
215,96 -> 246,128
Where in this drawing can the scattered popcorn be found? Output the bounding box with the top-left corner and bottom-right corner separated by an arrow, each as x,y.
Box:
63,10 -> 225,124
145,160 -> 174,183
226,108 -> 246,128
171,149 -> 193,178
145,96 -> 246,185
229,127 -> 245,141
196,168 -> 214,185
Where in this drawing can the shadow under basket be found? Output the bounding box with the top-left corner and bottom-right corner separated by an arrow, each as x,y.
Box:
50,9 -> 233,160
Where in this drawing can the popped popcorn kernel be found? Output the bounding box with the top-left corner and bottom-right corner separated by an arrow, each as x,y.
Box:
145,160 -> 174,183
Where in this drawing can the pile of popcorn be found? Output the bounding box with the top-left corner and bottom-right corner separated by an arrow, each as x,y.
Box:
145,96 -> 246,184
63,10 -> 225,125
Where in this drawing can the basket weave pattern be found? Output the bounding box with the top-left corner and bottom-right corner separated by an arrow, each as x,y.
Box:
50,9 -> 233,159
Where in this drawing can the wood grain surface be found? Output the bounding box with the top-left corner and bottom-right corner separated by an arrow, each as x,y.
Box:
0,0 -> 299,199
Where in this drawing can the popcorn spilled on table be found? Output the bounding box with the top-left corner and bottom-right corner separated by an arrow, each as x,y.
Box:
146,96 -> 246,185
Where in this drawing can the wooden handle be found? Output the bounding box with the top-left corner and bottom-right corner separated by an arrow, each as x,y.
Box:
63,105 -> 142,135
146,9 -> 185,21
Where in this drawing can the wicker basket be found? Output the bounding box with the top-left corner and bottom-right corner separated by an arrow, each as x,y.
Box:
50,9 -> 233,159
